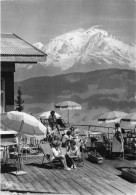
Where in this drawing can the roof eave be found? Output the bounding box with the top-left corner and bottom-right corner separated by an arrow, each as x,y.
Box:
1,55 -> 47,63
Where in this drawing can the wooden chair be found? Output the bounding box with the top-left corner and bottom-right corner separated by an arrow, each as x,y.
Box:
39,142 -> 63,169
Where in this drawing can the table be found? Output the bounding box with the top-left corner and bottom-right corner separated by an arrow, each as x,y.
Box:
0,142 -> 17,164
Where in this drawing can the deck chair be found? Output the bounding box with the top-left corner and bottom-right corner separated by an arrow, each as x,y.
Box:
39,142 -> 63,169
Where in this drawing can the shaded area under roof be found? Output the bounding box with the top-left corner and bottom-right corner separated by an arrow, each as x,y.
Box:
0,33 -> 47,63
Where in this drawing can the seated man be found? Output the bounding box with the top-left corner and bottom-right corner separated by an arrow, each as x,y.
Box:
51,140 -> 71,170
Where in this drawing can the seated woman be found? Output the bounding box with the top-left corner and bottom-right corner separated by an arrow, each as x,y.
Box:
66,140 -> 81,169
62,130 -> 73,147
51,140 -> 71,170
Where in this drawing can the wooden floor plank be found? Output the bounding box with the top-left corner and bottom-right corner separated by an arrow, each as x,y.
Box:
49,179 -> 70,194
82,177 -> 112,195
2,173 -> 19,192
25,157 -> 57,194
39,180 -> 57,194
15,175 -> 32,192
76,167 -> 123,195
74,177 -> 103,195
23,164 -> 49,193
59,180 -> 81,195
7,172 -> 27,192
24,165 -> 57,193
84,161 -> 122,182
113,177 -> 136,193
108,181 -> 136,195
100,163 -> 121,175
1,155 -> 136,195
67,178 -> 93,195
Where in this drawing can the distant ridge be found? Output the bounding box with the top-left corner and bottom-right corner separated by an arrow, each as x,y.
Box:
15,68 -> 136,116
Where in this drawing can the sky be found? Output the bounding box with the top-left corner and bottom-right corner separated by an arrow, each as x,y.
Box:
1,0 -> 136,44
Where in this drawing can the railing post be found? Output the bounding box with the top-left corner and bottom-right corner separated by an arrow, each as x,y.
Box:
88,125 -> 90,131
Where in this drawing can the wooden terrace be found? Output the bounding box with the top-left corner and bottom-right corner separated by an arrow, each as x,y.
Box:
0,154 -> 136,195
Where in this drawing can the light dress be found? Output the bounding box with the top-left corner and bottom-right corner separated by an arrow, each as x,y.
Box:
51,147 -> 63,161
112,130 -> 124,153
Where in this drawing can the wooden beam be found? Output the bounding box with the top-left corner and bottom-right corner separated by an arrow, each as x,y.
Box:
1,55 -> 46,63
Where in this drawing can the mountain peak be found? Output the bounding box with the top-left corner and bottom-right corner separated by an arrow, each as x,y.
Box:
33,42 -> 44,50
42,26 -> 136,70
15,26 -> 136,81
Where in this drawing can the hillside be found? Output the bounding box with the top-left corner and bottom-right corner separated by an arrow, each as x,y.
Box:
15,69 -> 136,124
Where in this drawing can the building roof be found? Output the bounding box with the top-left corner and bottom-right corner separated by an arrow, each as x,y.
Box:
0,33 -> 47,63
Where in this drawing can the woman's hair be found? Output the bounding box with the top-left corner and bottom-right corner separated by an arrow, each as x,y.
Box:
50,110 -> 55,115
70,140 -> 76,146
52,140 -> 61,147
67,130 -> 71,136
70,126 -> 74,131
115,123 -> 120,128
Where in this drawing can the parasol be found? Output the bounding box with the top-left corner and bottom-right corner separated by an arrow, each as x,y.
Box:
98,111 -> 127,124
98,111 -> 127,138
55,101 -> 81,124
1,111 -> 47,175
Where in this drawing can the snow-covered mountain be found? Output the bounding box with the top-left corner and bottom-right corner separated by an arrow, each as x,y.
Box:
15,26 -> 136,81
33,42 -> 44,50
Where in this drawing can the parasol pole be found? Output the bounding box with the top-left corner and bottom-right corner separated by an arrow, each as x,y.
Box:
68,109 -> 69,124
17,120 -> 24,172
17,120 -> 24,156
10,119 -> 26,175
15,120 -> 26,175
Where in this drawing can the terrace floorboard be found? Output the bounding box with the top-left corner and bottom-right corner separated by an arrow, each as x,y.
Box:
0,155 -> 136,195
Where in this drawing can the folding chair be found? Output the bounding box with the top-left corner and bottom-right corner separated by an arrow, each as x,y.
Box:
39,142 -> 63,169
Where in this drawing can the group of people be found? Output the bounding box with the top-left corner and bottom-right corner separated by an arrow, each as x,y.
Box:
42,111 -> 128,168
41,110 -> 83,170
51,138 -> 82,170
45,111 -> 78,143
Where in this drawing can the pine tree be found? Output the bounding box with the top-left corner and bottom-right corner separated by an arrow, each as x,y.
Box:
15,86 -> 24,112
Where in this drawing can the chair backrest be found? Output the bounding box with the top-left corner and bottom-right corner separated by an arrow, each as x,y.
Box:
40,142 -> 53,157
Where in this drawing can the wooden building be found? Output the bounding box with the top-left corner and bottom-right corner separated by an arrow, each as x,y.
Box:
0,33 -> 46,113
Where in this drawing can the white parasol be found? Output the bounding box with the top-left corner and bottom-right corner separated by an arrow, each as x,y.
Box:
55,101 -> 81,124
1,111 -> 47,175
